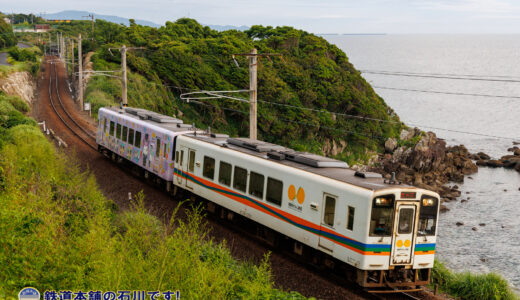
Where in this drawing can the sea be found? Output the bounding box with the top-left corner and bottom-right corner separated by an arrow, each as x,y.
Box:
324,34 -> 520,289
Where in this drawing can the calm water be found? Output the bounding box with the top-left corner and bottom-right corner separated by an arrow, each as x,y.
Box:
325,34 -> 520,288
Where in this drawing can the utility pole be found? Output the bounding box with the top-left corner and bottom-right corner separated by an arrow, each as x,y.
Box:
249,48 -> 258,140
232,49 -> 282,140
121,45 -> 127,107
83,14 -> 94,39
109,45 -> 144,107
70,39 -> 74,80
78,34 -> 83,110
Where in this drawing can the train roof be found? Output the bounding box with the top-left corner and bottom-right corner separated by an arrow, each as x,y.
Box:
102,106 -> 195,133
185,134 -> 414,192
102,106 -> 413,192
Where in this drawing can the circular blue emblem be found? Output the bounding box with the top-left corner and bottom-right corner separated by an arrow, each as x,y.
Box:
18,287 -> 40,300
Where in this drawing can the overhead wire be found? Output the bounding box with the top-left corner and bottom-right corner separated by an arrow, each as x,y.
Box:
186,98 -> 386,141
361,70 -> 520,83
372,85 -> 520,100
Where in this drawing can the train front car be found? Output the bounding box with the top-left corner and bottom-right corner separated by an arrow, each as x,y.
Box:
358,188 -> 440,288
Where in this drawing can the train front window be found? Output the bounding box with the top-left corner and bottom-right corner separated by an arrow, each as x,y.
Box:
370,195 -> 395,236
418,196 -> 438,236
398,208 -> 414,234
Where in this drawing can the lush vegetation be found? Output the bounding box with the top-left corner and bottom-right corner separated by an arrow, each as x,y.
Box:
55,19 -> 402,164
432,260 -> 518,300
0,92 -> 307,298
0,16 -> 17,49
0,45 -> 41,77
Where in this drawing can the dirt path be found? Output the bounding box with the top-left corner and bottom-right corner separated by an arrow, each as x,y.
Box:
31,57 -> 385,300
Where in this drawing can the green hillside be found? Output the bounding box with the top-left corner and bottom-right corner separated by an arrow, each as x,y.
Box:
56,18 -> 402,164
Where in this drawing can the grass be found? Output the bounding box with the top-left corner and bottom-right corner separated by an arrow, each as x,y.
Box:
0,45 -> 42,77
431,260 -> 519,300
0,92 -> 308,299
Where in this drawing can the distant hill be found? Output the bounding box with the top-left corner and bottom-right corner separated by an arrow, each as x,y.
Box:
204,24 -> 249,31
41,10 -> 249,31
42,10 -> 161,28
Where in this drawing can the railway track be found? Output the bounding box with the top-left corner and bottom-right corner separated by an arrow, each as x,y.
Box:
39,56 -> 438,300
47,57 -> 97,150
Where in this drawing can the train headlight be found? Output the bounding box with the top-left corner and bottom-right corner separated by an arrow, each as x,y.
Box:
422,198 -> 436,206
375,197 -> 392,206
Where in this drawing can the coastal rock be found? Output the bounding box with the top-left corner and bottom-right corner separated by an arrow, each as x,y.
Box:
385,138 -> 398,153
476,160 -> 487,166
400,128 -> 415,141
513,141 -> 520,145
440,205 -> 450,212
479,223 -> 486,226
472,227 -> 478,231
515,149 -> 520,156
456,222 -> 464,226
486,160 -> 503,168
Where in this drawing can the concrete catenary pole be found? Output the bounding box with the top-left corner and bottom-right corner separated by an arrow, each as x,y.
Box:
121,45 -> 128,107
249,48 -> 258,140
70,39 -> 74,80
78,34 -> 83,110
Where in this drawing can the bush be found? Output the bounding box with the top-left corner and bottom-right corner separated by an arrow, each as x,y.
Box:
432,261 -> 519,300
0,93 -> 307,299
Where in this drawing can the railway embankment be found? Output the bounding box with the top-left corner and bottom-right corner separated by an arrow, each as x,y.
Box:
0,86 -> 308,298
0,70 -> 36,104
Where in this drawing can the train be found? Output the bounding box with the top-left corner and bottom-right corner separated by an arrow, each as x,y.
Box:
96,106 -> 440,288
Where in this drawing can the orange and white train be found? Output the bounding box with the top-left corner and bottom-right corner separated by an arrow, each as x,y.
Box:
97,106 -> 440,288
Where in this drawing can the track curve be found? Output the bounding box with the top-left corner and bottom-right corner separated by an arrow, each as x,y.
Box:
47,56 -> 97,150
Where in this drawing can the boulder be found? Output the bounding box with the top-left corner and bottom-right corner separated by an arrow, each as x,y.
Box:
456,222 -> 464,226
515,149 -> 520,156
400,128 -> 415,141
486,160 -> 503,168
476,152 -> 491,160
472,227 -> 478,231
440,205 -> 450,212
476,160 -> 487,166
385,138 -> 398,153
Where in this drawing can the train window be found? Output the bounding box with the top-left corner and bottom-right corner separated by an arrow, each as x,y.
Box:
218,161 -> 232,186
398,208 -> 414,234
175,151 -> 179,164
103,118 -> 107,133
323,195 -> 336,227
156,138 -> 161,157
266,178 -> 283,206
249,172 -> 264,199
128,128 -> 135,145
203,156 -> 215,179
347,206 -> 355,231
135,131 -> 142,148
163,144 -> 167,158
180,150 -> 184,165
116,123 -> 121,139
418,196 -> 438,236
370,195 -> 395,236
122,126 -> 128,142
233,166 -> 247,192
188,150 -> 196,173
109,121 -> 115,136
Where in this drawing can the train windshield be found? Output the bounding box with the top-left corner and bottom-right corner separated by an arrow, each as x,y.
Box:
370,195 -> 395,236
418,196 -> 438,236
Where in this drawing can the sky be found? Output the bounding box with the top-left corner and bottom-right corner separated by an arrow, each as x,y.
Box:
4,0 -> 520,34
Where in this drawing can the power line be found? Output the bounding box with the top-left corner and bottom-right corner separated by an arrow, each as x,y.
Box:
361,70 -> 520,83
361,69 -> 520,80
373,85 -> 520,100
186,99 -> 385,141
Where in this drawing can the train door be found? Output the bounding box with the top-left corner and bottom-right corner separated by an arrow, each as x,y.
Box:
179,146 -> 196,189
318,193 -> 337,252
391,202 -> 418,265
175,147 -> 185,186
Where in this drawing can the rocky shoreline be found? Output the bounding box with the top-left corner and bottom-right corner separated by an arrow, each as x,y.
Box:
361,128 -> 520,212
